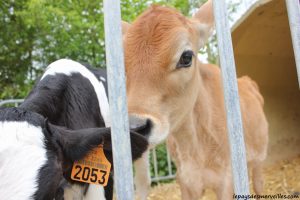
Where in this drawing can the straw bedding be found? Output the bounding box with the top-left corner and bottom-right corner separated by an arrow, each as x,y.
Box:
146,155 -> 300,200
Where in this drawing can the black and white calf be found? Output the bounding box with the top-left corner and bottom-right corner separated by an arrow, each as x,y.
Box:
17,59 -> 149,199
0,107 -> 147,200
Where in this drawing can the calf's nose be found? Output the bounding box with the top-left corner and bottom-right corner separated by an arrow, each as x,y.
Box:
129,115 -> 147,129
129,115 -> 152,137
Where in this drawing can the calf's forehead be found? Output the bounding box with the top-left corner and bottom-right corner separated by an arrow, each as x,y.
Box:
125,6 -> 196,69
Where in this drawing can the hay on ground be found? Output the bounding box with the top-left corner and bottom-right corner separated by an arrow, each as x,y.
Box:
146,155 -> 300,199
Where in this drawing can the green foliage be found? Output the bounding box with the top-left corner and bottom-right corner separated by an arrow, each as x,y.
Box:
23,0 -> 106,67
0,0 -> 150,99
153,0 -> 190,15
0,1 -> 35,99
121,0 -> 149,22
149,143 -> 176,183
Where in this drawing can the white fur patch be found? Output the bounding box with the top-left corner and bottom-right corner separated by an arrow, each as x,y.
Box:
84,184 -> 105,200
63,184 -> 84,200
0,121 -> 47,199
148,117 -> 169,146
64,184 -> 105,200
99,76 -> 106,82
63,182 -> 106,200
41,59 -> 111,127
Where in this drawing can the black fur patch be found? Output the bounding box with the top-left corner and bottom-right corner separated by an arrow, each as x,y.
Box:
19,62 -> 148,200
0,107 -> 45,127
20,72 -> 105,129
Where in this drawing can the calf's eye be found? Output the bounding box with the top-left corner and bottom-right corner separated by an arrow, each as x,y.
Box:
177,50 -> 194,68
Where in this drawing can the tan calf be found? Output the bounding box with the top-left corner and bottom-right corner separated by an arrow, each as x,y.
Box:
123,1 -> 268,199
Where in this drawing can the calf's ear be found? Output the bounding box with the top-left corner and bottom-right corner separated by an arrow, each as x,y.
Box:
44,121 -> 148,163
44,122 -> 111,162
192,0 -> 215,49
122,21 -> 131,36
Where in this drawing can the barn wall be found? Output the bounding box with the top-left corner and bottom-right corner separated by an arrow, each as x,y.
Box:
232,0 -> 300,164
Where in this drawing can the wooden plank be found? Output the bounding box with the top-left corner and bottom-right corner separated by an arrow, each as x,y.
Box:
103,0 -> 135,199
212,0 -> 250,195
286,0 -> 300,88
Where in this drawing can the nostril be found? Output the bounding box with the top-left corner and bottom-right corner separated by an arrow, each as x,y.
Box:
132,119 -> 152,137
141,119 -> 152,136
129,115 -> 152,137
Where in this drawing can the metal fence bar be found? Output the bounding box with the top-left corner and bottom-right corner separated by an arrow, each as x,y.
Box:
151,175 -> 176,182
286,0 -> 300,88
103,0 -> 135,199
166,146 -> 173,176
0,99 -> 24,107
212,0 -> 249,196
152,149 -> 159,179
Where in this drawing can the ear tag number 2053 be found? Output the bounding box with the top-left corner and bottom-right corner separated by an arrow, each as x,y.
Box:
71,145 -> 111,186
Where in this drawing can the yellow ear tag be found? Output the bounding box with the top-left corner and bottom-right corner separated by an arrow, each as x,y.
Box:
71,145 -> 111,186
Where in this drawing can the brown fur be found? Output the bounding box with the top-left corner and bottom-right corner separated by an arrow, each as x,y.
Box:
123,1 -> 268,199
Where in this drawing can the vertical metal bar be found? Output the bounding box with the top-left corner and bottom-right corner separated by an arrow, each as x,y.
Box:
286,0 -> 300,88
152,149 -> 158,178
103,0 -> 134,199
166,146 -> 173,176
212,0 -> 249,196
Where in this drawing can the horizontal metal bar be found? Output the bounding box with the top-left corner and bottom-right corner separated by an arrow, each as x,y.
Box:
0,99 -> 24,107
151,175 -> 176,182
